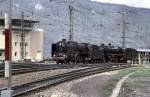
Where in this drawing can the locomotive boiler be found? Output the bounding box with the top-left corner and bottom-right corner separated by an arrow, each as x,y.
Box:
51,39 -> 137,64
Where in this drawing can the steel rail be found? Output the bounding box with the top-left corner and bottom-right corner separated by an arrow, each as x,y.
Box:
5,64 -> 130,97
0,63 -> 128,77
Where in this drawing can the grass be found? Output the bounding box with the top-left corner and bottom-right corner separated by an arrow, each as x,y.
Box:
102,65 -> 150,97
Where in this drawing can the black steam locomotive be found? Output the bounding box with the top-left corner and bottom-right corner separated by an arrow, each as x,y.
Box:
52,39 -> 137,64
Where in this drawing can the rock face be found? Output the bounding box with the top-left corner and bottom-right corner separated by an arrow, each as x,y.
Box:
1,0 -> 150,58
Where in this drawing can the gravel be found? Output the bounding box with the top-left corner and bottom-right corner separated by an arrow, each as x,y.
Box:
119,76 -> 150,97
0,67 -> 87,89
19,70 -> 119,97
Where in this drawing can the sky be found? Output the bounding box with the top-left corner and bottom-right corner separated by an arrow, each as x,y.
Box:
91,0 -> 150,9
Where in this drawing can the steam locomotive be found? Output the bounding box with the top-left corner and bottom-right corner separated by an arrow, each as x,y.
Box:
52,39 -> 137,64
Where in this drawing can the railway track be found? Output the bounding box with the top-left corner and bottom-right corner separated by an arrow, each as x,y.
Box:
0,63 -> 132,97
0,63 -> 126,77
0,67 -> 55,77
0,63 -> 91,77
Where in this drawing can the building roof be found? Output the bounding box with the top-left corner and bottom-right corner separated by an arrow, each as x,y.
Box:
136,48 -> 150,52
0,16 -> 39,31
0,16 -> 39,23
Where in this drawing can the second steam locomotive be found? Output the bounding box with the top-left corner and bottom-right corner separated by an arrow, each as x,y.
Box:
52,39 -> 137,64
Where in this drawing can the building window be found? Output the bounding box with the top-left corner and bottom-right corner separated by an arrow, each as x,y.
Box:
15,42 -> 17,46
16,34 -> 20,37
15,52 -> 17,56
12,20 -> 21,26
25,52 -> 28,56
20,42 -> 22,46
20,42 -> 27,46
0,20 -> 4,26
0,52 -> 2,56
25,42 -> 28,46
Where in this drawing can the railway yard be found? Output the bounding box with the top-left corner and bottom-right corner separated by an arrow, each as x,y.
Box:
0,63 -> 149,97
0,63 -> 129,96
1,0 -> 150,97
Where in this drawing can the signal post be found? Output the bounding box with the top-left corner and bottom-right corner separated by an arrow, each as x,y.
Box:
1,0 -> 13,97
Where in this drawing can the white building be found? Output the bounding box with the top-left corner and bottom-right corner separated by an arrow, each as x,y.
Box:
0,17 -> 43,62
136,49 -> 150,64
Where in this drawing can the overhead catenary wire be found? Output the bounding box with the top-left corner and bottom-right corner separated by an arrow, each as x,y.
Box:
11,1 -> 128,31
73,6 -> 122,44
75,2 -> 142,46
10,0 -> 150,48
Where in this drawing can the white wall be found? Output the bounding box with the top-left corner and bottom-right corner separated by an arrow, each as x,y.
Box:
0,24 -> 43,62
0,29 -> 5,50
30,31 -> 43,62
11,31 -> 33,62
0,29 -> 5,61
11,31 -> 21,61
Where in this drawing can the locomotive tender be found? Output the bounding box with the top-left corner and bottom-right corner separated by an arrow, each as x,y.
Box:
52,39 -> 137,64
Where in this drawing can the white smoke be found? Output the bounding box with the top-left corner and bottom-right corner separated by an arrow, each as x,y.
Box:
35,3 -> 44,11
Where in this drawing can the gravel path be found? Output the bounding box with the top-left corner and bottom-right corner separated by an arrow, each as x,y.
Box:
109,72 -> 134,97
118,65 -> 150,97
19,70 -> 119,97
